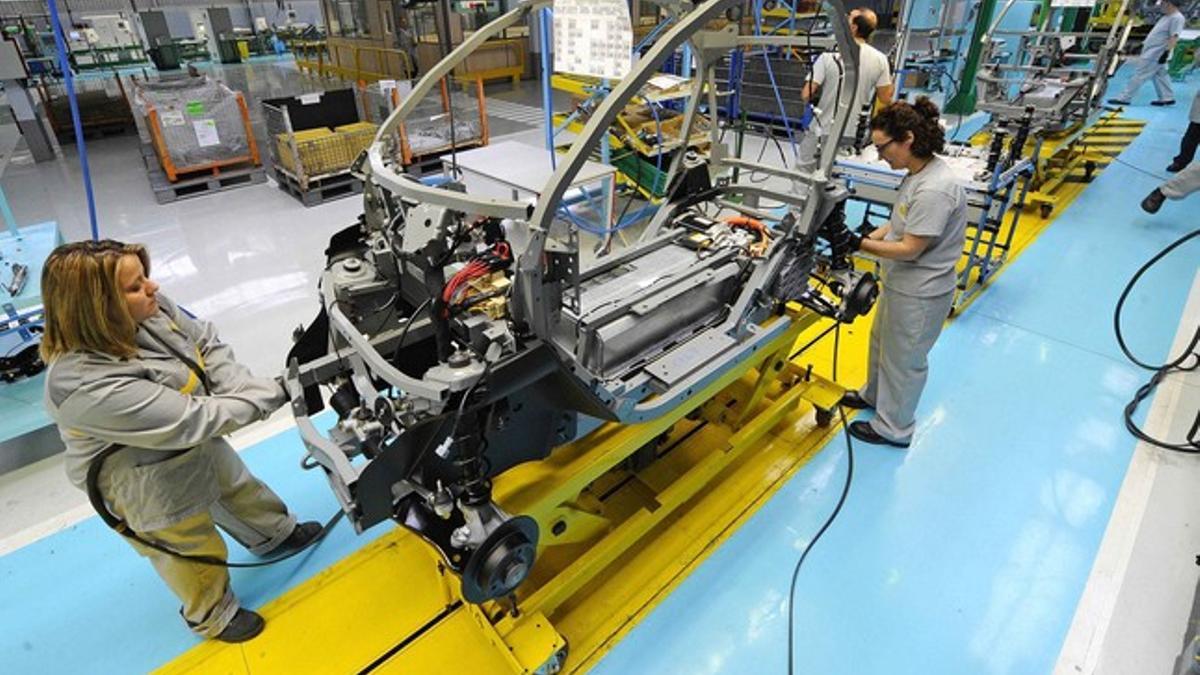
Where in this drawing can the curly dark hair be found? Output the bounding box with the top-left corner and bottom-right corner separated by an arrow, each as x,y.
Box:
869,96 -> 945,158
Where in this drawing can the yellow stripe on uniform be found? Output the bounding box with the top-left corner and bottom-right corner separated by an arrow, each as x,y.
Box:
167,320 -> 207,395
178,370 -> 200,396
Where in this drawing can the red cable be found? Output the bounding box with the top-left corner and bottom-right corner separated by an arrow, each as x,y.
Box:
441,242 -> 510,309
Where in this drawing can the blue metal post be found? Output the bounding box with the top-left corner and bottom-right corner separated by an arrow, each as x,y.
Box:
600,80 -> 611,166
681,44 -> 692,79
46,0 -> 100,241
539,7 -> 556,170
0,186 -> 18,238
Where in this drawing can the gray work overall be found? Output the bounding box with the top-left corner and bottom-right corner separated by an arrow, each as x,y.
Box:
45,295 -> 293,637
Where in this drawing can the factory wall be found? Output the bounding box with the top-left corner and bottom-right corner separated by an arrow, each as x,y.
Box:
152,3 -> 323,38
246,1 -> 324,29
0,0 -> 323,39
162,8 -> 195,37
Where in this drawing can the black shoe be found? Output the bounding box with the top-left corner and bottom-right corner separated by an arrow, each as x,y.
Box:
215,608 -> 265,643
1167,162 -> 1186,173
270,520 -> 323,556
1151,99 -> 1177,107
1141,188 -> 1166,214
1107,98 -> 1131,105
847,420 -> 910,448
839,390 -> 873,410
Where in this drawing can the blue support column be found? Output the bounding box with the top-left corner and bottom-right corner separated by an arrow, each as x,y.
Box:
539,7 -> 556,169
0,186 -> 17,238
45,0 -> 100,241
600,79 -> 611,165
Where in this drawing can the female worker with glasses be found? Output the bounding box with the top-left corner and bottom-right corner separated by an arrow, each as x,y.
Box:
840,97 -> 968,448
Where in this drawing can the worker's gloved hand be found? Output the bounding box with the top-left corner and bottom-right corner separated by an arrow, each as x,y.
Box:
1158,50 -> 1170,64
846,228 -> 864,252
826,222 -> 863,258
850,224 -> 875,249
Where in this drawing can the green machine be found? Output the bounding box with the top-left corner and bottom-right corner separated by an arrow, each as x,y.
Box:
1169,30 -> 1199,80
216,34 -> 243,64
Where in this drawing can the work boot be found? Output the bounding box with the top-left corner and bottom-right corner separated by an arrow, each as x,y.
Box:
839,390 -> 873,410
270,520 -> 323,556
215,608 -> 265,643
1141,188 -> 1166,214
1107,98 -> 1130,105
1151,99 -> 1176,106
1167,162 -> 1187,173
847,421 -> 910,448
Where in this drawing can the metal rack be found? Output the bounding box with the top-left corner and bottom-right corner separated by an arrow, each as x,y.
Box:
551,73 -> 713,200
359,76 -> 489,173
975,0 -> 1131,133
134,79 -> 261,183
717,48 -> 813,134
35,73 -> 134,142
263,91 -> 375,205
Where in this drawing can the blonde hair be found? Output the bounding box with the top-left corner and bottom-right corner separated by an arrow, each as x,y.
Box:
40,240 -> 151,362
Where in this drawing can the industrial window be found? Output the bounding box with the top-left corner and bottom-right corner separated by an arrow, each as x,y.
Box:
330,0 -> 371,37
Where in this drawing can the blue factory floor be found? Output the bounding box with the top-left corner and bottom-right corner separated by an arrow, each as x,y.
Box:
0,59 -> 1197,674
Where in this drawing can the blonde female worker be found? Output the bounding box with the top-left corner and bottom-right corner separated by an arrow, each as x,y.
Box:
40,240 -> 321,643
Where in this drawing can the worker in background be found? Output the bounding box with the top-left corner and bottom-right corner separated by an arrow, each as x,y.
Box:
1167,90 -> 1200,172
396,13 -> 419,79
796,7 -> 894,173
840,98 -> 968,448
1108,0 -> 1184,107
40,240 -> 321,643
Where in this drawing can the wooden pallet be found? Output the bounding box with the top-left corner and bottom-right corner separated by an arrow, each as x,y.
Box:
53,120 -> 135,143
272,168 -> 363,207
138,141 -> 156,164
145,161 -> 266,204
403,153 -> 447,177
140,141 -> 266,203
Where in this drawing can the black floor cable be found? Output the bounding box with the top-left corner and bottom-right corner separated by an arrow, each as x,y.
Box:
1107,155 -> 1170,183
786,323 -> 856,675
1114,227 -> 1200,452
87,446 -> 344,568
789,320 -> 839,360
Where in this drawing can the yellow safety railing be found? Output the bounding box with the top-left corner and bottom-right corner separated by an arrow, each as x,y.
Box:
295,42 -> 415,83
453,38 -> 525,88
292,40 -> 328,77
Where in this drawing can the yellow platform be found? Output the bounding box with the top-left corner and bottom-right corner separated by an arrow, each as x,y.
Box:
970,113 -> 1146,218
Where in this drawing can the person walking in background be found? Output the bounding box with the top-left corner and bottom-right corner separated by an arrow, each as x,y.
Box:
1108,0 -> 1185,107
